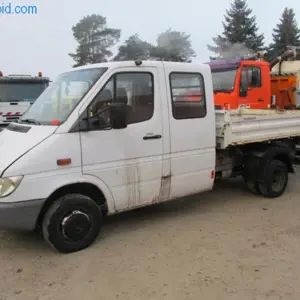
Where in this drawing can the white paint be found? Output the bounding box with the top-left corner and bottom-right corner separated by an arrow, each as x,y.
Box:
0,62 -> 220,218
216,108 -> 300,149
0,102 -> 32,125
1,60 -> 300,220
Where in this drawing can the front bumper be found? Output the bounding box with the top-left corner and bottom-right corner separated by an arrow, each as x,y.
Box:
0,199 -> 46,230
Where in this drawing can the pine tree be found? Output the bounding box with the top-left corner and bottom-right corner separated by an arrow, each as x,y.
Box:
207,0 -> 264,59
267,8 -> 300,59
150,29 -> 195,62
114,34 -> 152,61
69,14 -> 121,67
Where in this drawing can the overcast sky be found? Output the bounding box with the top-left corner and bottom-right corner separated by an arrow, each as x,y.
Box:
0,0 -> 299,80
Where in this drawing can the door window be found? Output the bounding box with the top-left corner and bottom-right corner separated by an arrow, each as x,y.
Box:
240,66 -> 261,93
169,72 -> 206,119
88,72 -> 154,129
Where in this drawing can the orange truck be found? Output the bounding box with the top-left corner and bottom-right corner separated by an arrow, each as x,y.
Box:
205,50 -> 298,110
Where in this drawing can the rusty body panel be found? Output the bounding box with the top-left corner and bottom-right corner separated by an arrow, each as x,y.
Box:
270,75 -> 297,109
158,173 -> 171,202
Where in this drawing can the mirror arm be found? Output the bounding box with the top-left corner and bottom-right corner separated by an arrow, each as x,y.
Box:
84,106 -> 111,121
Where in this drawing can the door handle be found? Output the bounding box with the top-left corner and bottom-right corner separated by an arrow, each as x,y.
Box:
143,134 -> 162,140
257,98 -> 264,102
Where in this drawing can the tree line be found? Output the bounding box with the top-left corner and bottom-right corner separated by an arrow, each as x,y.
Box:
69,0 -> 300,67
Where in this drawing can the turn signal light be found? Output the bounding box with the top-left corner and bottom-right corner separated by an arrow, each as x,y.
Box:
57,158 -> 72,166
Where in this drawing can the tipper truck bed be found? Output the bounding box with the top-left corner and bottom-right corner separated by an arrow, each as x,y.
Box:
0,60 -> 299,253
216,108 -> 300,149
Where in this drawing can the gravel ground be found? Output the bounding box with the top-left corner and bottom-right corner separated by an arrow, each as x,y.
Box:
1,171 -> 300,300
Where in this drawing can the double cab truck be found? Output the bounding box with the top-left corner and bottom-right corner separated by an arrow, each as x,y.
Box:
0,72 -> 50,129
0,60 -> 300,253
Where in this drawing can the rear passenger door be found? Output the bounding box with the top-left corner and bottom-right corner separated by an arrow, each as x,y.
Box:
163,64 -> 216,198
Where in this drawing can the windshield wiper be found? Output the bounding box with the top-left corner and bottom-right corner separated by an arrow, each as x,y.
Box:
20,118 -> 41,125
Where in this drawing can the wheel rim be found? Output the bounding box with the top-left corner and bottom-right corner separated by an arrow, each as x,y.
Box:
271,169 -> 286,193
61,210 -> 92,242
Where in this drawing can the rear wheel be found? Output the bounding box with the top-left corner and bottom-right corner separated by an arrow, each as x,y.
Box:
256,160 -> 288,198
243,171 -> 260,194
244,178 -> 260,194
42,193 -> 103,253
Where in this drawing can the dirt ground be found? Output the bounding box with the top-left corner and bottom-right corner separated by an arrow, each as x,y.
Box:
1,171 -> 300,300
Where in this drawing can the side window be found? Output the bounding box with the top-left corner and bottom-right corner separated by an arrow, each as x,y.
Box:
248,67 -> 261,87
240,66 -> 261,91
170,72 -> 206,119
89,77 -> 113,127
115,73 -> 154,124
88,72 -> 154,129
240,67 -> 248,91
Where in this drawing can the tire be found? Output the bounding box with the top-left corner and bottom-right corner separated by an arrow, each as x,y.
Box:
244,179 -> 260,194
243,174 -> 260,195
42,193 -> 103,253
256,160 -> 288,198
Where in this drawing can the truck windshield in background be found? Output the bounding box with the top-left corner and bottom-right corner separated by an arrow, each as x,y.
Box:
20,67 -> 108,125
0,82 -> 48,102
211,68 -> 238,92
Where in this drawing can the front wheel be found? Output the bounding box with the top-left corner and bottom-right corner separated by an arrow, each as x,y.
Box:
42,194 -> 103,253
256,160 -> 288,198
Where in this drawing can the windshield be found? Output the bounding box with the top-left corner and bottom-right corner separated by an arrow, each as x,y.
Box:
20,67 -> 107,125
211,68 -> 238,92
0,82 -> 48,102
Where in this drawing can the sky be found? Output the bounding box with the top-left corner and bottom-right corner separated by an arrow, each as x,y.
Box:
0,0 -> 300,80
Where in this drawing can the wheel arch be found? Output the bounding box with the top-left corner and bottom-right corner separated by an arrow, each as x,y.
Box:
36,178 -> 115,228
243,144 -> 294,181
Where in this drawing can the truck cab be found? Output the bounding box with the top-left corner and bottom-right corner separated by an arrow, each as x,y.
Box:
0,61 -> 216,253
207,58 -> 272,109
0,72 -> 50,128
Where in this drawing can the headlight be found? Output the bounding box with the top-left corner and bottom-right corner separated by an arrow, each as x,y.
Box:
0,176 -> 23,198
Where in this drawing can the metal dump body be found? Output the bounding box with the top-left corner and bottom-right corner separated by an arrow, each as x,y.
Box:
216,108 -> 300,149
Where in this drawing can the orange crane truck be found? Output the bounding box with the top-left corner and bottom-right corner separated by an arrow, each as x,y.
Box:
205,50 -> 298,110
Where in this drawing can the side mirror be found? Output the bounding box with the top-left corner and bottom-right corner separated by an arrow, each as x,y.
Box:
110,102 -> 128,129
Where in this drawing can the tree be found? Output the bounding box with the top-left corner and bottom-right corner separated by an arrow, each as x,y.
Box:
150,29 -> 196,62
69,14 -> 121,67
267,8 -> 300,59
113,34 -> 152,61
207,0 -> 265,59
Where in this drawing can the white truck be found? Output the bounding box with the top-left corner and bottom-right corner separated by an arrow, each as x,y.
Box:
0,72 -> 50,129
0,60 -> 299,253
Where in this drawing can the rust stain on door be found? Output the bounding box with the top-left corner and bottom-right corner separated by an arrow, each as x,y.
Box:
124,163 -> 141,208
158,173 -> 171,202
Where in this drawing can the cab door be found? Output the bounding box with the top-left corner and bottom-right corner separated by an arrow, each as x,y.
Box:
238,65 -> 267,109
79,66 -> 164,212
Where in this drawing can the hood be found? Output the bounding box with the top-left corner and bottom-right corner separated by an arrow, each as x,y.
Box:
0,124 -> 57,176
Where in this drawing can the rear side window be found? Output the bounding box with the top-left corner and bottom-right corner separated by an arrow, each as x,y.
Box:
170,72 -> 206,119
